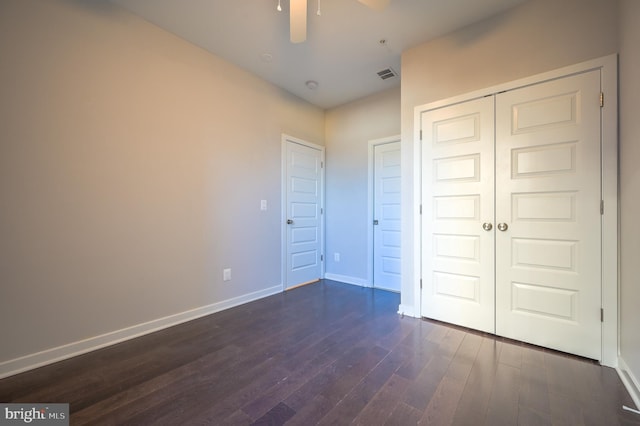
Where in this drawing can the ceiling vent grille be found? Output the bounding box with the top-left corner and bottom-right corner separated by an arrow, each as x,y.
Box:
377,68 -> 397,80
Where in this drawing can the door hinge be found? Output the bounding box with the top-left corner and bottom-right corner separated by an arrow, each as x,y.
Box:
321,208 -> 323,214
419,205 -> 422,215
321,161 -> 324,168
601,200 -> 604,215
420,278 -> 423,289
600,92 -> 604,108
321,254 -> 324,262
601,308 -> 604,322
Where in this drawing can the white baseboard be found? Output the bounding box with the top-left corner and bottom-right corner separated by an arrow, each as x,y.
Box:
618,356 -> 640,411
0,285 -> 282,380
398,304 -> 418,318
323,273 -> 370,288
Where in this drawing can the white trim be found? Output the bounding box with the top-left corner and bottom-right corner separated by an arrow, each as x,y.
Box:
412,54 -> 618,366
281,134 -> 326,290
367,135 -> 401,290
412,106 -> 423,320
414,55 -> 618,113
0,285 -> 282,380
618,357 -> 640,411
599,54 -> 618,368
324,273 -> 370,288
398,304 -> 418,318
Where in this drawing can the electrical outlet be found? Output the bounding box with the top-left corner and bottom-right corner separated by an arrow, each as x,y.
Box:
334,253 -> 340,262
260,200 -> 267,211
223,268 -> 231,281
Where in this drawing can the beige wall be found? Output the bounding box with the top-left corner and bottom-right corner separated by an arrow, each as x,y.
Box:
619,0 -> 640,393
399,0 -> 619,313
0,0 -> 324,366
324,88 -> 401,284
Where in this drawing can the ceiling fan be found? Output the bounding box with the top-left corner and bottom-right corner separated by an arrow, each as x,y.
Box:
282,0 -> 391,43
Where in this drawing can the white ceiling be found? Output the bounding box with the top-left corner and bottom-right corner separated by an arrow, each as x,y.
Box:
111,0 -> 528,109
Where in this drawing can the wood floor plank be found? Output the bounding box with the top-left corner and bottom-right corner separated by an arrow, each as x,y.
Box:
402,327 -> 465,411
548,391 -> 585,425
317,347 -> 410,425
72,343 -> 245,423
353,374 -> 412,425
451,337 -> 503,426
419,375 -> 466,425
249,401 -> 296,425
385,402 -> 423,425
402,353 -> 453,411
240,351 -> 337,420
498,340 -> 523,369
485,363 -> 521,425
419,333 -> 482,425
518,347 -> 551,420
517,405 -> 552,426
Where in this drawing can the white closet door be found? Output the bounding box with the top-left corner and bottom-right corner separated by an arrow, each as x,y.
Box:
495,71 -> 602,359
421,97 -> 496,333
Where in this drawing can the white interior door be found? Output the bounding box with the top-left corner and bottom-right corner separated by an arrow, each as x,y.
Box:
373,141 -> 401,292
495,71 -> 602,359
284,139 -> 324,289
421,96 -> 496,333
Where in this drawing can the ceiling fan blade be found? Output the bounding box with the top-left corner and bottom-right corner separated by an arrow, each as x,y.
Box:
290,0 -> 307,43
357,0 -> 390,11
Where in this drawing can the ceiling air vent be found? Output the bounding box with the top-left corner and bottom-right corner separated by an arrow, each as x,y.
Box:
377,67 -> 397,80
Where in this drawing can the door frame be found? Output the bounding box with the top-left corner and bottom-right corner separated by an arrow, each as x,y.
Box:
412,54 -> 618,366
367,135 -> 401,289
281,134 -> 326,290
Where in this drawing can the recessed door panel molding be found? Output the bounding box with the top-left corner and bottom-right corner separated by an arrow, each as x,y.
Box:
512,91 -> 579,134
291,176 -> 318,195
433,113 -> 481,145
382,203 -> 400,220
433,195 -> 480,221
291,250 -> 318,270
511,238 -> 577,272
291,202 -> 318,219
433,272 -> 480,303
512,191 -> 577,222
434,154 -> 480,183
511,142 -> 577,178
291,150 -> 320,172
382,257 -> 401,275
382,230 -> 401,248
433,234 -> 480,263
382,150 -> 401,167
382,176 -> 401,194
511,282 -> 577,322
291,227 -> 318,244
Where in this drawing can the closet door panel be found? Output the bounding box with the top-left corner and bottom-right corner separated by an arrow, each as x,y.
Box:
421,97 -> 495,333
495,71 -> 602,360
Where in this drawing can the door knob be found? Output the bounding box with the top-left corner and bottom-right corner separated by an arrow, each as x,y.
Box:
482,223 -> 493,231
287,219 -> 294,225
373,220 -> 379,226
497,223 -> 509,232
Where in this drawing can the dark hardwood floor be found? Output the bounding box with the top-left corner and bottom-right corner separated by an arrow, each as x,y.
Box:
1,280 -> 638,425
